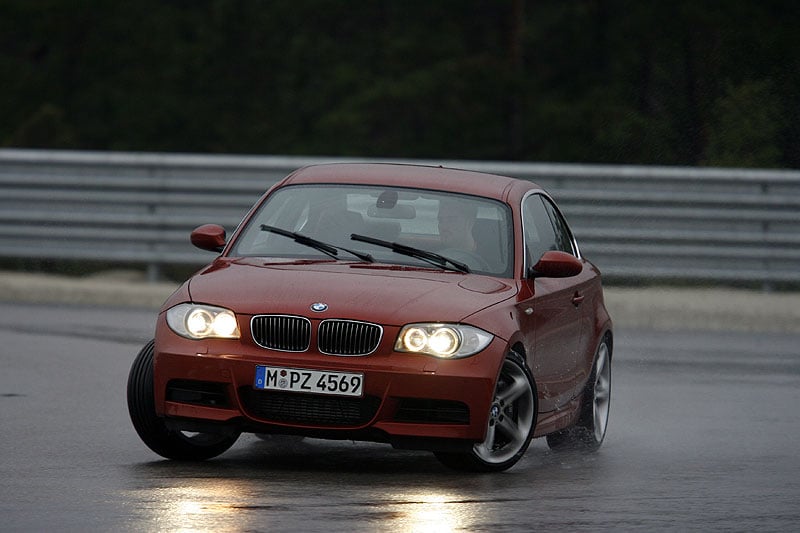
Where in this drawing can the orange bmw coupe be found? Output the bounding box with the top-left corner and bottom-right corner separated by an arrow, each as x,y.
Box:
128,163 -> 612,472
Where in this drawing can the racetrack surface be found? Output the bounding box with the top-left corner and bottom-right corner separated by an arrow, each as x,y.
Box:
1,301 -> 799,531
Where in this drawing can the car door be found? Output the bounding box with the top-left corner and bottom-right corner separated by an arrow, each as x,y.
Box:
516,193 -> 588,412
540,194 -> 599,392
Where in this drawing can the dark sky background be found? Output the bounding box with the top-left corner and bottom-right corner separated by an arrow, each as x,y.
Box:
2,1 -> 798,167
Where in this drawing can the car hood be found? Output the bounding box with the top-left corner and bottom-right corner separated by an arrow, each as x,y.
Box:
186,258 -> 517,326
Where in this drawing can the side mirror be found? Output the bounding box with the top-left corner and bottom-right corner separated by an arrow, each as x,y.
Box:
529,250 -> 582,279
191,224 -> 226,253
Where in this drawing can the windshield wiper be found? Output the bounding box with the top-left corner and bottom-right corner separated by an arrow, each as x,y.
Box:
350,233 -> 470,273
261,225 -> 374,262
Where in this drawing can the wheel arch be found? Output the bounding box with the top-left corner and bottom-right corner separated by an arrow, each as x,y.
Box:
507,342 -> 540,429
600,326 -> 613,361
489,339 -> 538,410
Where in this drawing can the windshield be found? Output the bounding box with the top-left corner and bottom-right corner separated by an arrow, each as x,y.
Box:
230,184 -> 513,277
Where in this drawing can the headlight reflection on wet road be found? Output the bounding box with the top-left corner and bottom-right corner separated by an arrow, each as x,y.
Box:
389,491 -> 474,533
134,479 -> 478,532
137,480 -> 258,532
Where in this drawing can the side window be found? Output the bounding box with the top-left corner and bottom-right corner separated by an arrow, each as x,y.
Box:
541,196 -> 575,255
522,194 -> 558,265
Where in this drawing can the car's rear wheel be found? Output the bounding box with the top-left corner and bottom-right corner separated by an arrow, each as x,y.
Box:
127,340 -> 240,460
546,335 -> 611,452
435,351 -> 536,472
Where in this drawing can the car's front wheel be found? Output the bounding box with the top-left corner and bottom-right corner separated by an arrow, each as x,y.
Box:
435,351 -> 537,472
127,340 -> 240,460
546,335 -> 611,452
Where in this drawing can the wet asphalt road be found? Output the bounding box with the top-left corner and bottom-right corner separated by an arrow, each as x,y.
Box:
1,302 -> 799,532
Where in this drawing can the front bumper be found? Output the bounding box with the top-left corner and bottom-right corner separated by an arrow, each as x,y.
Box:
152,317 -> 505,447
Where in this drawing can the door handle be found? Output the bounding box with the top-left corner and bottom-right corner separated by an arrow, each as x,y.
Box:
571,292 -> 585,307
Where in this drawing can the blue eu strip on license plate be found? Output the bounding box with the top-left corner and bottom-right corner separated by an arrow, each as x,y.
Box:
254,365 -> 364,397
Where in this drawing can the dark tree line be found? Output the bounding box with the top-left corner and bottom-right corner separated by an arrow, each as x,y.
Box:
2,0 -> 798,167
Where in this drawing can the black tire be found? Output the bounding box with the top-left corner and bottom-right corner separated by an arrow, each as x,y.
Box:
127,340 -> 240,460
546,335 -> 611,452
436,351 -> 537,472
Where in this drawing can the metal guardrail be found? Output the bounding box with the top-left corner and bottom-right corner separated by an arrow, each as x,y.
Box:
1,148 -> 798,286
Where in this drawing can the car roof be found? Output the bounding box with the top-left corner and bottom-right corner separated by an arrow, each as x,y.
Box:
280,163 -> 539,202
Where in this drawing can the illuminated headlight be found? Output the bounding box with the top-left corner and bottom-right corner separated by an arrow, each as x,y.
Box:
395,324 -> 493,359
166,303 -> 241,340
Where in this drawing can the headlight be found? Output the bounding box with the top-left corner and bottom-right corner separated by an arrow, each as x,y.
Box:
395,323 -> 493,358
166,303 -> 241,339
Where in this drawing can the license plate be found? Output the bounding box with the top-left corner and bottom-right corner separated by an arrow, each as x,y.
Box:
254,365 -> 364,397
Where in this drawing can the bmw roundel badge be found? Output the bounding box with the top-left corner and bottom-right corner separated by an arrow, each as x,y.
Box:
310,302 -> 328,312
